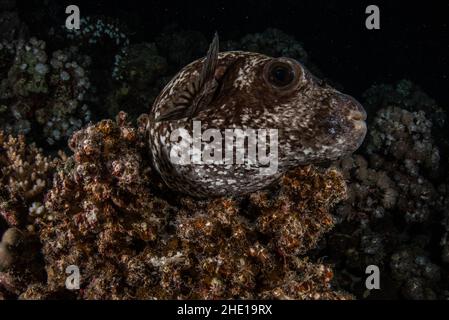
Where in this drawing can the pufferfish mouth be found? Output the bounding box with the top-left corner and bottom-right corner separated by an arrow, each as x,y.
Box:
349,108 -> 367,135
339,94 -> 367,122
335,93 -> 367,150
348,109 -> 367,121
336,94 -> 367,131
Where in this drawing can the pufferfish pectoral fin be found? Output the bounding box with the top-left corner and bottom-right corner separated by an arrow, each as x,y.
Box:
155,33 -> 220,122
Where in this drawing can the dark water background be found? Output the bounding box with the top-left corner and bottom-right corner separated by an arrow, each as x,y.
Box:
17,0 -> 449,107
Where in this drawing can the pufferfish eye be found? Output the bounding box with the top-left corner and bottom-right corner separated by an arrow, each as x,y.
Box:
263,58 -> 302,90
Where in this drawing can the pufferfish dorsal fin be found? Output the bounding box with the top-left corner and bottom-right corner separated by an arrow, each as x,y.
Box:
155,33 -> 220,122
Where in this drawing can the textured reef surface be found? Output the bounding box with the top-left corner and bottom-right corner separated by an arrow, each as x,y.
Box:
1,113 -> 350,299
0,1 -> 448,300
327,80 -> 449,299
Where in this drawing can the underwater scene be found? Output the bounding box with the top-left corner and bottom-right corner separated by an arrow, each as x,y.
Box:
0,0 -> 448,302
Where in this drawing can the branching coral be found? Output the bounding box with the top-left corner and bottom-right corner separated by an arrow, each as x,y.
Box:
0,131 -> 59,298
0,131 -> 60,227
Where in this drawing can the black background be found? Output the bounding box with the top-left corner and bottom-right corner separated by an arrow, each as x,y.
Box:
17,0 -> 449,106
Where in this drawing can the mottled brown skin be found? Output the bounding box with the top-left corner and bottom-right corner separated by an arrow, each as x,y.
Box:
148,51 -> 366,197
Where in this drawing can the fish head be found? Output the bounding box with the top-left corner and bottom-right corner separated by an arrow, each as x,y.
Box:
207,54 -> 367,165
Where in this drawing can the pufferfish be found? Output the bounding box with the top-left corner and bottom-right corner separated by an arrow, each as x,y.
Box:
148,34 -> 366,198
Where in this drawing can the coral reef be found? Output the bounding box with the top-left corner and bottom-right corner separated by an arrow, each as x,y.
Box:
106,29 -> 207,121
45,16 -> 132,125
324,82 -> 449,299
106,43 -> 169,121
0,113 -> 350,299
0,38 -> 92,145
363,80 -> 447,126
0,131 -> 60,299
0,3 -> 447,300
345,106 -> 441,223
64,16 -> 130,80
107,29 -> 213,121
0,227 -> 44,298
0,131 -> 61,227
